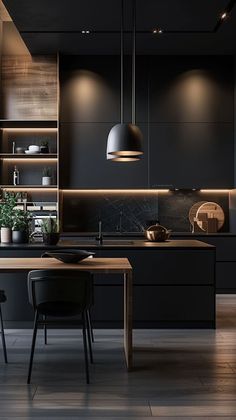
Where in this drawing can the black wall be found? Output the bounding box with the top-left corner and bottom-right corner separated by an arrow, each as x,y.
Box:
59,55 -> 234,190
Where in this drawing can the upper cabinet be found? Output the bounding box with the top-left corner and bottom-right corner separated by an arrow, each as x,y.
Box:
149,56 -> 234,189
59,55 -> 235,189
149,56 -> 234,124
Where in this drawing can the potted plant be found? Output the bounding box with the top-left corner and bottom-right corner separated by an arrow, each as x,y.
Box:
0,193 -> 17,243
41,217 -> 60,245
40,139 -> 49,154
12,209 -> 31,244
42,167 -> 52,186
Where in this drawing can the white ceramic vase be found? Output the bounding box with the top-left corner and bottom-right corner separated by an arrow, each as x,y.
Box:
42,176 -> 52,186
1,227 -> 12,243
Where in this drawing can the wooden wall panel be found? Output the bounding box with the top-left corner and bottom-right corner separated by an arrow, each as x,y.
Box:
1,55 -> 57,120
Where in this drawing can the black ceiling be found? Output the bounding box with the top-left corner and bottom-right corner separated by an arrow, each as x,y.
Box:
3,0 -> 236,54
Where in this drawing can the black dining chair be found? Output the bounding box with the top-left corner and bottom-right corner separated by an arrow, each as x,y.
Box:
27,269 -> 93,384
0,290 -> 7,363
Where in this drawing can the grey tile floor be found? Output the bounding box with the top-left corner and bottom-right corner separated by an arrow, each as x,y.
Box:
1,295 -> 236,418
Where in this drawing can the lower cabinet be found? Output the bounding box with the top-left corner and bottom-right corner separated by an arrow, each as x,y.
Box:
174,236 -> 236,293
0,246 -> 216,328
94,248 -> 215,328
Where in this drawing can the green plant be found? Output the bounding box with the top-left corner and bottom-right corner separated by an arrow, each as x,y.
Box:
40,140 -> 49,147
0,192 -> 17,228
41,217 -> 59,234
42,167 -> 52,177
12,209 -> 31,232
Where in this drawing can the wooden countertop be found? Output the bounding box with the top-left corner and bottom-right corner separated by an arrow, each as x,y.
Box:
0,239 -> 215,250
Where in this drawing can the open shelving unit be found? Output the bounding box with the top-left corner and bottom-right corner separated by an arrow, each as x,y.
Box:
0,120 -> 59,214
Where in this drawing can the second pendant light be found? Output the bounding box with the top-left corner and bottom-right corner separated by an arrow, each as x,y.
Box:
106,0 -> 143,162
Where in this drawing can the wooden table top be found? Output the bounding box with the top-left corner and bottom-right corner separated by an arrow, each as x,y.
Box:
0,257 -> 132,273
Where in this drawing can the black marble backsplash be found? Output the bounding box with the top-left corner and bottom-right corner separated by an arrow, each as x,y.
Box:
62,190 -> 229,233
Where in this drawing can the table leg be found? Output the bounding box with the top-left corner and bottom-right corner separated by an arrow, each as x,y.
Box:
124,270 -> 133,370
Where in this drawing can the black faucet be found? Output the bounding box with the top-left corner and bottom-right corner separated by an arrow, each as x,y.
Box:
95,220 -> 103,245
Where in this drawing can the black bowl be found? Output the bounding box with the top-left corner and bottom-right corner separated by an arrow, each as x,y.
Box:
41,250 -> 95,263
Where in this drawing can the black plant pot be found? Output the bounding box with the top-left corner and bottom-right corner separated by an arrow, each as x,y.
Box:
43,233 -> 60,246
40,145 -> 49,154
12,230 -> 28,244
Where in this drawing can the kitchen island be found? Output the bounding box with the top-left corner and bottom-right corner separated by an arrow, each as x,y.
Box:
0,239 -> 215,329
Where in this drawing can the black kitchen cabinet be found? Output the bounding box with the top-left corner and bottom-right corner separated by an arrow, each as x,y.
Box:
149,56 -> 234,124
148,56 -> 234,189
59,122 -> 148,189
174,235 -> 236,292
149,122 -> 234,189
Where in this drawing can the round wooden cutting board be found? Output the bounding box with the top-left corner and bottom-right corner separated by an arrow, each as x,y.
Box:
189,201 -> 225,231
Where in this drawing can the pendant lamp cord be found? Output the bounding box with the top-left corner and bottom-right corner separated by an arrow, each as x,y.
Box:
120,0 -> 124,124
132,0 -> 136,125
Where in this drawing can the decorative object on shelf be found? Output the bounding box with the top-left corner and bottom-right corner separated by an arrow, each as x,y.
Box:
16,147 -> 25,154
40,140 -> 49,154
106,0 -> 143,162
13,166 -> 20,185
25,145 -> 40,154
145,223 -> 171,242
42,167 -> 52,186
41,250 -> 95,263
12,141 -> 15,154
12,208 -> 31,244
41,217 -> 60,245
189,201 -> 225,233
0,193 -> 17,243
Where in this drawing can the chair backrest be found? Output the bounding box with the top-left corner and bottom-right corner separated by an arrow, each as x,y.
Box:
0,290 -> 6,303
28,270 -> 93,317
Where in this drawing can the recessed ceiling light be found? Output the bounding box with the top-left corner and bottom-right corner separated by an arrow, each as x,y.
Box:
221,12 -> 227,19
81,30 -> 91,34
152,28 -> 162,34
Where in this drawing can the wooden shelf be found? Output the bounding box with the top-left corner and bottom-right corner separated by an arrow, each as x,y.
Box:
0,120 -> 58,129
1,185 -> 58,189
0,154 -> 58,159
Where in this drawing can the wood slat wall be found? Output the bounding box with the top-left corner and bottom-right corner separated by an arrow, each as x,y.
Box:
0,55 -> 57,120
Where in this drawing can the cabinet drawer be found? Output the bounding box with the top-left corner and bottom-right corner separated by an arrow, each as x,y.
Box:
195,238 -> 236,262
216,262 -> 236,290
133,285 -> 215,321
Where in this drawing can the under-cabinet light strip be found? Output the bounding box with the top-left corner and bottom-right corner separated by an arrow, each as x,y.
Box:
2,158 -> 58,162
200,189 -> 230,193
62,189 -> 170,194
1,128 -> 57,132
3,187 -> 57,192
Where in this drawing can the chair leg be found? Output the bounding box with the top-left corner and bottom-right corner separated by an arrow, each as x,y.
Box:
86,310 -> 93,364
87,308 -> 94,343
27,310 -> 39,384
0,304 -> 7,364
82,312 -> 90,384
44,315 -> 47,345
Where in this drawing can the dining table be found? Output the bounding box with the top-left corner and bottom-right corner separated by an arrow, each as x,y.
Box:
0,257 -> 133,370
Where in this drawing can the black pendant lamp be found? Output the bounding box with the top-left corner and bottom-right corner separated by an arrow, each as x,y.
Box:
106,0 -> 143,162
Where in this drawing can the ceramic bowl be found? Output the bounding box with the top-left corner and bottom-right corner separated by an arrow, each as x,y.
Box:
41,250 -> 95,263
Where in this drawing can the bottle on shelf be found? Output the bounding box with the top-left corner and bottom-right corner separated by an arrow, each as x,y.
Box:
12,141 -> 15,154
13,166 -> 20,185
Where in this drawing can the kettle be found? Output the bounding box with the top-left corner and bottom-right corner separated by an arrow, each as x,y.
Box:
145,224 -> 171,242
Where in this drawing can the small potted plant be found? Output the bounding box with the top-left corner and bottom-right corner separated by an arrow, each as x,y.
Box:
0,193 -> 17,243
12,209 -> 31,244
41,217 -> 60,245
42,167 -> 52,186
40,139 -> 49,154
